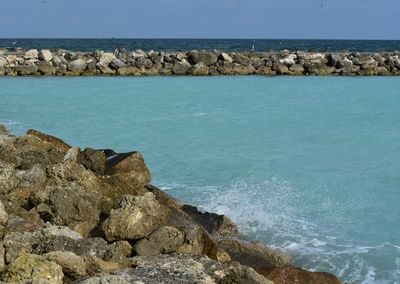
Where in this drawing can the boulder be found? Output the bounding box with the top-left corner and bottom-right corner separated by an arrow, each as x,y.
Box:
15,164 -> 46,188
0,56 -> 7,68
0,161 -> 17,195
39,49 -> 53,62
81,147 -> 106,175
190,62 -> 209,76
181,204 -> 239,238
24,49 -> 39,59
279,54 -> 297,65
327,53 -> 343,67
289,64 -> 305,75
68,59 -> 87,73
102,193 -> 165,241
109,58 -> 125,70
44,251 -> 87,280
99,53 -> 116,66
63,147 -> 82,163
257,266 -> 342,284
16,64 -> 39,75
84,255 -> 123,276
104,151 -> 151,187
48,184 -> 104,236
37,61 -> 56,75
2,253 -> 64,284
188,52 -> 218,66
134,226 -> 185,256
172,61 -> 191,75
217,239 -> 292,268
275,64 -> 290,75
219,52 -> 233,63
52,55 -> 68,68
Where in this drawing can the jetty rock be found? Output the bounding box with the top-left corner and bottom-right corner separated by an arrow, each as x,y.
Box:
0,123 -> 343,283
0,48 -> 399,76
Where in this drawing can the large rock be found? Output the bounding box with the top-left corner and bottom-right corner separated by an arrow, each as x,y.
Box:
2,253 -> 64,284
172,61 -> 191,75
109,58 -> 125,70
217,239 -> 292,268
219,52 -> 233,63
68,59 -> 87,72
37,61 -> 56,75
81,148 -> 106,175
104,151 -> 151,187
44,251 -> 87,280
0,161 -> 17,195
190,62 -> 209,76
257,266 -> 342,284
99,53 -> 116,66
188,52 -> 218,66
39,49 -> 53,62
24,49 -> 39,59
102,193 -> 165,241
181,204 -> 239,238
134,226 -> 185,256
27,129 -> 71,152
16,64 -> 39,75
79,254 -> 272,284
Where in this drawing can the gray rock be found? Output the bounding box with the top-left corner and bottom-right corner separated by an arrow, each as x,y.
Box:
218,52 -> 233,63
188,52 -> 218,66
52,55 -> 68,68
16,64 -> 39,75
99,53 -> 116,66
102,193 -> 165,241
37,61 -> 56,75
110,58 -> 125,70
327,53 -> 343,67
24,49 -> 39,59
39,49 -> 53,62
15,164 -> 46,188
172,61 -> 191,75
68,59 -> 87,72
81,147 -> 106,175
134,226 -> 185,256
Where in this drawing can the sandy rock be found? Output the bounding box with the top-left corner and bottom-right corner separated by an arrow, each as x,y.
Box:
181,204 -> 239,238
102,193 -> 165,241
24,49 -> 39,59
2,253 -> 64,284
134,226 -> 185,256
44,251 -> 87,279
39,49 -> 53,62
257,266 -> 342,284
81,147 -> 106,175
217,239 -> 292,268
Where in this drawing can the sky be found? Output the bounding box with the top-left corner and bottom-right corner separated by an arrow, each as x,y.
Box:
0,0 -> 399,40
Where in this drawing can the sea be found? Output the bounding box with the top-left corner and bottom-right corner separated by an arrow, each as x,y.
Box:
0,38 -> 399,52
1,76 -> 399,283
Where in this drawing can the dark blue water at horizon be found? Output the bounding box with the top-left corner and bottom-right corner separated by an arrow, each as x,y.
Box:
0,38 -> 399,52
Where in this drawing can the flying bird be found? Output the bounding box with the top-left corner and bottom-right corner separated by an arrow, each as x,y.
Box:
12,41 -> 17,45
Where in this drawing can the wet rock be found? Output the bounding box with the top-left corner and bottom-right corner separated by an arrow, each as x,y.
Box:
39,49 -> 53,62
2,253 -> 64,284
181,204 -> 239,238
102,193 -> 165,241
44,251 -> 87,280
217,239 -> 292,268
257,266 -> 342,284
81,147 -> 106,175
134,226 -> 185,256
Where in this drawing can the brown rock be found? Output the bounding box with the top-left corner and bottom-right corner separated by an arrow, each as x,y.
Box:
81,148 -> 106,175
26,129 -> 71,152
257,266 -> 342,284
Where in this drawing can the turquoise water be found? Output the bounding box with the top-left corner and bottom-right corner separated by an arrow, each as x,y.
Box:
1,76 -> 399,283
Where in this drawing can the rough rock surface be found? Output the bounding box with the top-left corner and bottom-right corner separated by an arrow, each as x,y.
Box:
0,124 -> 342,283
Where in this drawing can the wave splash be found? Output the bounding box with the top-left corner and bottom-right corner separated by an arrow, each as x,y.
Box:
159,175 -> 400,283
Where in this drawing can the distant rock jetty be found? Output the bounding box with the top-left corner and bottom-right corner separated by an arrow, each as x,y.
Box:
0,124 -> 344,283
0,48 -> 399,76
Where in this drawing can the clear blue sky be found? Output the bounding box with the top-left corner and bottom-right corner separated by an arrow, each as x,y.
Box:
1,0 -> 399,39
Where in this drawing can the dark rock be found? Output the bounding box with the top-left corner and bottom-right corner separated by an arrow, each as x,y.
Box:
188,52 -> 218,66
37,61 -> 56,75
16,64 -> 39,75
81,148 -> 106,175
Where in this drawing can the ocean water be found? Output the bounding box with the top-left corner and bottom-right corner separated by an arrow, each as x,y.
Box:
1,38 -> 400,52
1,76 -> 400,283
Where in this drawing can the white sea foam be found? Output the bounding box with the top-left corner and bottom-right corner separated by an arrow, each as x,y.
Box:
159,175 -> 400,283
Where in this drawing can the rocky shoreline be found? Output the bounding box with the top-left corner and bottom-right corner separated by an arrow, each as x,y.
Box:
0,48 -> 399,76
0,124 -> 346,283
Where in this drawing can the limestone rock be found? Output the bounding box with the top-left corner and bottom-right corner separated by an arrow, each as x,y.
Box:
134,226 -> 185,256
217,239 -> 292,268
2,253 -> 64,284
257,266 -> 342,284
68,59 -> 87,72
105,151 -> 151,187
102,193 -> 165,241
219,52 -> 233,63
39,49 -> 53,62
24,49 -> 39,59
44,251 -> 87,279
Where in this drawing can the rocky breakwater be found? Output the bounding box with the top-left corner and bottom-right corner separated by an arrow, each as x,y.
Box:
0,48 -> 399,76
0,123 -> 343,283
